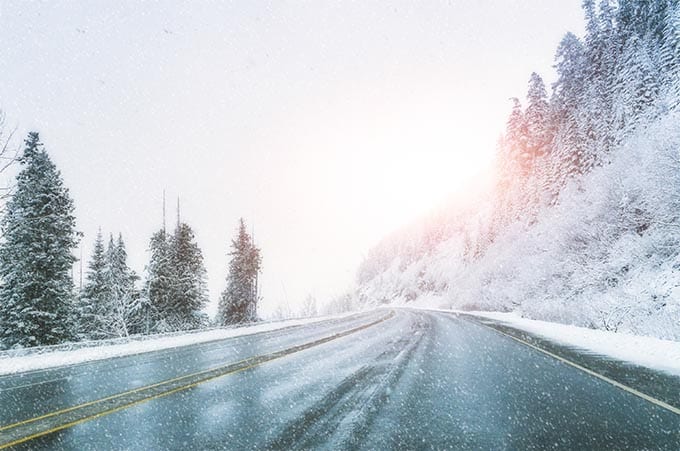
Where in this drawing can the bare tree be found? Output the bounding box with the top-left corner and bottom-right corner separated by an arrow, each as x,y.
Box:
0,110 -> 21,205
300,294 -> 318,318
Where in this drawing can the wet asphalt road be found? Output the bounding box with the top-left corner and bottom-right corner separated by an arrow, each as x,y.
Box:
2,309 -> 679,450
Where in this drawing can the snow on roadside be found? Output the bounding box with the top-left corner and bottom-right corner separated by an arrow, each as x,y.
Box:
464,310 -> 680,377
0,315 -> 344,376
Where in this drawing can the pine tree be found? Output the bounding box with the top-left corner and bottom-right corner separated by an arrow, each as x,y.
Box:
0,133 -> 79,348
494,98 -> 528,226
78,228 -> 108,339
551,32 -> 588,179
580,0 -> 619,159
503,97 -> 529,175
661,3 -> 680,106
614,34 -> 661,135
525,72 -> 552,163
145,228 -> 174,332
168,222 -> 208,330
217,219 -> 261,325
79,231 -> 143,339
646,0 -> 674,45
505,97 -> 527,158
103,234 -> 142,337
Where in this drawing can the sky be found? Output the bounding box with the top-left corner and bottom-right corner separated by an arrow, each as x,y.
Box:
0,1 -> 585,317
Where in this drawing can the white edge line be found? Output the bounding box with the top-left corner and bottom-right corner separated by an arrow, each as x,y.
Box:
471,317 -> 680,417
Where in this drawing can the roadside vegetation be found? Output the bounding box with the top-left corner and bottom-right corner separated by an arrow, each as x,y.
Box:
357,0 -> 680,340
0,131 -> 262,349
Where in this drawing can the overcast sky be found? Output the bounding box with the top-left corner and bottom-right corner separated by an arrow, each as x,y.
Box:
0,1 -> 584,316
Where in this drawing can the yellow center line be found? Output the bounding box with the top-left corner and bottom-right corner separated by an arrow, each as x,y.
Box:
0,311 -> 395,449
0,364 -> 258,450
0,316 -> 341,384
0,356 -> 234,433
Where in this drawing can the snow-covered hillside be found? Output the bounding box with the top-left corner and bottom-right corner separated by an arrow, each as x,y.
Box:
356,2 -> 680,340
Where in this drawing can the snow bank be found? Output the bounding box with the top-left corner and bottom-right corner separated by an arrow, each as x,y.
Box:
466,310 -> 680,377
0,315 -> 342,376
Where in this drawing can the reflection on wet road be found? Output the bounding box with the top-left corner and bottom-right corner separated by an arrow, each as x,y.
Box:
2,309 -> 679,449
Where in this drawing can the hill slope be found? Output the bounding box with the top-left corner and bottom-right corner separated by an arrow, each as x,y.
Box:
356,1 -> 680,340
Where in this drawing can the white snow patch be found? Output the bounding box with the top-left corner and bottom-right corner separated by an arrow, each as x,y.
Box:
0,315 -> 345,376
463,309 -> 680,377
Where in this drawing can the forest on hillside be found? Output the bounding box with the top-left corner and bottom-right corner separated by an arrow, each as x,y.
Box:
356,0 -> 680,340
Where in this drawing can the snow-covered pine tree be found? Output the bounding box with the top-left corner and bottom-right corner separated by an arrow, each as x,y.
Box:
661,3 -> 680,106
599,1 -> 620,153
102,233 -> 142,337
144,228 -> 175,332
525,72 -> 552,163
551,32 -> 587,180
78,228 -> 108,339
615,0 -> 670,47
580,0 -> 619,161
0,132 -> 79,348
614,34 -> 662,136
168,222 -> 208,330
646,0 -> 674,45
494,98 -> 528,226
217,219 -> 261,325
523,72 -> 555,209
505,97 -> 527,164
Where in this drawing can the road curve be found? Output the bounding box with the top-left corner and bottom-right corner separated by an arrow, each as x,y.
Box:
1,309 -> 679,450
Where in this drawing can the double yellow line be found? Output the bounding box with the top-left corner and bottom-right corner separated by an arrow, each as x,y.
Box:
0,311 -> 394,449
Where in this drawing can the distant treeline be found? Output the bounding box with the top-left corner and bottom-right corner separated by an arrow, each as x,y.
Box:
0,132 -> 261,349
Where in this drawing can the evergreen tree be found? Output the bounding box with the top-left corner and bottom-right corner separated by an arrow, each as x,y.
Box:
551,32 -> 588,178
494,98 -> 528,226
580,0 -> 618,159
505,97 -> 527,159
218,219 -> 261,325
614,34 -> 661,135
145,228 -> 174,332
103,233 -> 142,337
0,132 -> 79,348
168,222 -> 208,330
525,72 -> 552,163
502,97 -> 529,176
491,0 -> 680,233
78,228 -> 108,339
647,0 -> 674,45
79,231 -> 143,339
661,3 -> 680,105
616,0 -> 669,46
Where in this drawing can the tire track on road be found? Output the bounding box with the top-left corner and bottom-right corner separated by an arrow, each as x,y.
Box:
0,311 -> 395,450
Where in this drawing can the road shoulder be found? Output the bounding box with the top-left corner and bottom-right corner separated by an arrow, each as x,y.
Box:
453,311 -> 680,415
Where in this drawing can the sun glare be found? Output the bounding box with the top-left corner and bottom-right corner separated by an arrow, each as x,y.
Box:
348,114 -> 495,233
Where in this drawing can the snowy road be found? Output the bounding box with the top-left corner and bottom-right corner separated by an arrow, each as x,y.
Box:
1,309 -> 679,449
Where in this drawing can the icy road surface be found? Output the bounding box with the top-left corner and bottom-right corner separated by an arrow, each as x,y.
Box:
1,309 -> 678,449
